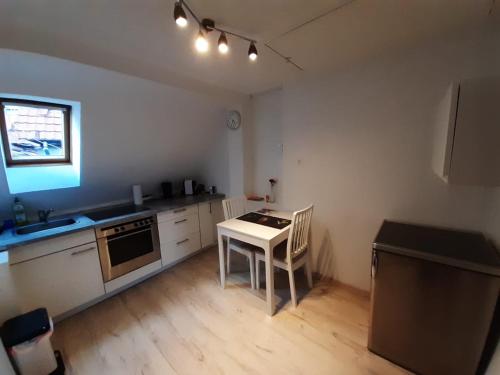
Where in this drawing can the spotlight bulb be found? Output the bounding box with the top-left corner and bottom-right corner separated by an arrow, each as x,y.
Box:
195,30 -> 209,53
174,1 -> 187,27
218,32 -> 229,54
248,42 -> 258,61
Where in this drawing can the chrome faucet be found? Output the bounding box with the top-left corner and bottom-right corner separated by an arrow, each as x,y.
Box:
38,209 -> 54,223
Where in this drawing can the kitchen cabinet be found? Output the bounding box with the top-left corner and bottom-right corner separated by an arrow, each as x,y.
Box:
9,241 -> 105,318
158,213 -> 199,244
199,200 -> 223,248
161,232 -> 201,266
432,76 -> 500,186
158,204 -> 201,267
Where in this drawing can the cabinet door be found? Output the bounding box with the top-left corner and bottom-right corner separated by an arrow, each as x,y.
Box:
211,200 -> 224,241
161,232 -> 201,266
157,213 -> 199,244
199,201 -> 215,248
450,77 -> 500,186
10,243 -> 105,318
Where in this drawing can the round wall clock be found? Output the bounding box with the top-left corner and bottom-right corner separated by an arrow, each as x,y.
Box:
226,110 -> 241,130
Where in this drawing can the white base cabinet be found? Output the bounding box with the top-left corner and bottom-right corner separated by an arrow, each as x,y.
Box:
198,200 -> 223,248
158,204 -> 201,267
3,199 -> 224,321
161,232 -> 201,266
10,242 -> 104,318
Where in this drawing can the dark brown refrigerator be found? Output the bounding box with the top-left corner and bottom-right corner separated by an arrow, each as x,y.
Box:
368,221 -> 500,375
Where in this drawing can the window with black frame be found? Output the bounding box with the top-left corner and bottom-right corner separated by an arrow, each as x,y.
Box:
0,98 -> 71,167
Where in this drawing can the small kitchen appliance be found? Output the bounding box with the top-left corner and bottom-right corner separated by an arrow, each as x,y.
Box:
184,179 -> 195,195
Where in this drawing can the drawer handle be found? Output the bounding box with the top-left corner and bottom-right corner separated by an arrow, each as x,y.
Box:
71,246 -> 96,256
176,238 -> 189,245
174,219 -> 187,224
173,208 -> 186,213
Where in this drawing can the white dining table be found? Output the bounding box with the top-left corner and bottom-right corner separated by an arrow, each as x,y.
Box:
216,210 -> 292,316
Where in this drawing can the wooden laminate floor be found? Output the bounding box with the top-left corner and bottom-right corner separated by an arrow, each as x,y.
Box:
52,247 -> 409,375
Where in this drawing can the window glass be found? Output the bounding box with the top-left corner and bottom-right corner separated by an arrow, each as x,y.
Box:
1,100 -> 70,166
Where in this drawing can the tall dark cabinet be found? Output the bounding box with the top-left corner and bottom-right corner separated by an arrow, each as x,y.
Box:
369,221 -> 500,375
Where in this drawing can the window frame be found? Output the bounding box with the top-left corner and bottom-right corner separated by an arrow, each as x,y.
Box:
0,98 -> 72,167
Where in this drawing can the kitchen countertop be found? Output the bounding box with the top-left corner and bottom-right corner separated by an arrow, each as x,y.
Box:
0,194 -> 225,252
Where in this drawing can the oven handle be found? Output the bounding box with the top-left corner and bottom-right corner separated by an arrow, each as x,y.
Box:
176,238 -> 189,245
107,227 -> 152,242
174,219 -> 187,224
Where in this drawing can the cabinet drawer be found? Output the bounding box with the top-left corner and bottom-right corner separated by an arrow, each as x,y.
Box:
9,229 -> 96,265
10,242 -> 104,318
157,205 -> 198,223
161,232 -> 201,266
158,213 -> 200,243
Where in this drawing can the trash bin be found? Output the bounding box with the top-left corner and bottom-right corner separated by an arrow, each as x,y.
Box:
1,308 -> 58,375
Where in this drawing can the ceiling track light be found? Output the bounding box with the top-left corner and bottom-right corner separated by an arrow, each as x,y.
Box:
173,1 -> 261,61
195,27 -> 209,53
248,42 -> 258,61
172,0 -> 304,70
218,32 -> 228,54
173,1 -> 187,27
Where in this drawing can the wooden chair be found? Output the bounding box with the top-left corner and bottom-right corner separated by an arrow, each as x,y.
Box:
255,204 -> 314,307
222,196 -> 257,289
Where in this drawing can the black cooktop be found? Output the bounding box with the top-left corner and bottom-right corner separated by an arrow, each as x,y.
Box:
85,204 -> 150,221
237,212 -> 291,229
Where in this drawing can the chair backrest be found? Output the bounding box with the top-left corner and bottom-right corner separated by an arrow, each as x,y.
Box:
222,196 -> 247,220
286,204 -> 314,261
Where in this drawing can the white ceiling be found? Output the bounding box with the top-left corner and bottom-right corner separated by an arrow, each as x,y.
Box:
0,0 -> 498,95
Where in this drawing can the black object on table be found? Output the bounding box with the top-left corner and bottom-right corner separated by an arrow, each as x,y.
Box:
369,220 -> 500,375
237,212 -> 291,229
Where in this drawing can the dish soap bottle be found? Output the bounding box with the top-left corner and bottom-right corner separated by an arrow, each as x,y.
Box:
13,197 -> 28,226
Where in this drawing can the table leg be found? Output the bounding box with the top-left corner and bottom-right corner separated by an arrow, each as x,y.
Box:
217,231 -> 225,288
264,243 -> 275,316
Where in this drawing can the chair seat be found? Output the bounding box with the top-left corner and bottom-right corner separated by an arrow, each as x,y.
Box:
255,240 -> 307,264
228,238 -> 259,256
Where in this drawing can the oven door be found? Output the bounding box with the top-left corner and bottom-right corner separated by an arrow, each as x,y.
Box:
98,225 -> 161,282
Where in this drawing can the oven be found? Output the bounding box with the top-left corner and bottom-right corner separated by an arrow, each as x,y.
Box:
95,215 -> 161,282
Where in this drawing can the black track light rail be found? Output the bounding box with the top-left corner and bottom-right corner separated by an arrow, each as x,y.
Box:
179,0 -> 201,26
264,43 -> 304,71
180,0 -> 256,43
207,25 -> 256,44
177,0 -> 303,71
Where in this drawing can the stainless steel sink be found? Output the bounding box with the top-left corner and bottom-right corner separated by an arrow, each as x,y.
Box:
16,218 -> 77,235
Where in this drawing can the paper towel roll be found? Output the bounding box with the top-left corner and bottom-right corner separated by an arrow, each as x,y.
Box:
132,184 -> 143,205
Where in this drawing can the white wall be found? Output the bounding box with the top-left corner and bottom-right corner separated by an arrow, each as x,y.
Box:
0,49 -> 247,219
248,89 -> 283,203
248,28 -> 500,373
249,27 -> 500,291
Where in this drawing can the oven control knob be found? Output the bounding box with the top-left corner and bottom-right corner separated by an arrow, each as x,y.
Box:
114,228 -> 119,233
120,226 -> 125,231
140,221 -> 145,225
134,222 -> 138,227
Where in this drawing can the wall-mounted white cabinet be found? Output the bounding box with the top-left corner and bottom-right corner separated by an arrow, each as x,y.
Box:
433,77 -> 500,186
9,231 -> 105,318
